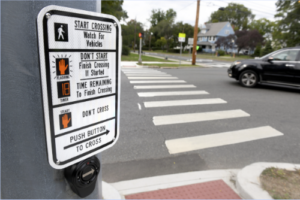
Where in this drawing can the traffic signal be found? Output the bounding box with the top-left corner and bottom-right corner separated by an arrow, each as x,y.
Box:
139,32 -> 143,38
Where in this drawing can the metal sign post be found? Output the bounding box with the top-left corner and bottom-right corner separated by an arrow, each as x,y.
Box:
37,5 -> 121,170
178,33 -> 186,65
138,37 -> 142,64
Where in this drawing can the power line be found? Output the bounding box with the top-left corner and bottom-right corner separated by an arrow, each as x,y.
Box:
213,0 -> 275,16
177,1 -> 197,13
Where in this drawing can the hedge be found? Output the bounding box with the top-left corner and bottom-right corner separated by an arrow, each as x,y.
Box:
122,45 -> 130,56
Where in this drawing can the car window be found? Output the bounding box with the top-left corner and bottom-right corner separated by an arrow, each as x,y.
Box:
272,50 -> 298,61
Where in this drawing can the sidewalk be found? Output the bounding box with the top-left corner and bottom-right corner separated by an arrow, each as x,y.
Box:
102,162 -> 300,199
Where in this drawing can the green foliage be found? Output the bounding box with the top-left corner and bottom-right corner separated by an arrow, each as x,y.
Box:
172,22 -> 194,47
217,50 -> 226,56
253,44 -> 262,57
261,41 -> 273,56
149,9 -> 177,52
209,3 -> 255,30
249,18 -> 275,40
155,37 -> 167,50
274,0 -> 300,47
122,45 -> 130,56
121,20 -> 144,48
101,0 -> 128,21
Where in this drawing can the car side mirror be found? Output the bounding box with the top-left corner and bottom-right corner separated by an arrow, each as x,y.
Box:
267,57 -> 274,62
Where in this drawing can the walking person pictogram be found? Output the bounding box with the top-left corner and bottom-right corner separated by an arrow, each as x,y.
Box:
54,23 -> 68,42
58,25 -> 65,40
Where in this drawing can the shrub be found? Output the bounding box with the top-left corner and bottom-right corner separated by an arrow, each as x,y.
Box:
122,45 -> 130,56
217,50 -> 225,56
169,49 -> 181,53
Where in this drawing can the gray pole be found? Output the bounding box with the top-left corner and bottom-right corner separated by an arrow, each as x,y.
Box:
180,42 -> 182,65
138,38 -> 142,64
1,1 -> 103,199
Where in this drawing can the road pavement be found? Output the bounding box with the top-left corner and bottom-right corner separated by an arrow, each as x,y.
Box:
101,67 -> 300,183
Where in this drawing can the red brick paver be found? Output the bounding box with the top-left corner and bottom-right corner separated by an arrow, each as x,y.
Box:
125,180 -> 241,199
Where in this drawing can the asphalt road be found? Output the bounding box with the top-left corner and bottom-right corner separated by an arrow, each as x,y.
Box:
101,67 -> 300,183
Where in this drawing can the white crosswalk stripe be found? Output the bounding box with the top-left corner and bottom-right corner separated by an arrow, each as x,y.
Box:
153,109 -> 250,126
165,126 -> 284,154
123,68 -> 283,155
125,74 -> 172,77
138,91 -> 209,97
130,80 -> 186,84
128,77 -> 178,80
144,98 -> 226,108
134,85 -> 196,89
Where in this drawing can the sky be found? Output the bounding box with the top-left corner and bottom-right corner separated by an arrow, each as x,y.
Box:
121,0 -> 278,29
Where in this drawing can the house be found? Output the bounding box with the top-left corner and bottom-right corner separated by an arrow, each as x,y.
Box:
197,21 -> 236,53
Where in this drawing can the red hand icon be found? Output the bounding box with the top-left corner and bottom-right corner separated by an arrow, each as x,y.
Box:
62,114 -> 71,128
59,59 -> 69,75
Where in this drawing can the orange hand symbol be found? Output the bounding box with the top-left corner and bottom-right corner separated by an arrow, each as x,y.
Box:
62,114 -> 71,128
59,59 -> 69,75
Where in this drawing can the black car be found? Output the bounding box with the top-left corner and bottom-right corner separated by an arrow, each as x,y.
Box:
228,47 -> 300,88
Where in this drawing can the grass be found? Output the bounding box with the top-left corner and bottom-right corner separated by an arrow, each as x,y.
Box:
139,63 -> 203,68
121,53 -> 173,62
260,167 -> 300,199
143,50 -> 253,62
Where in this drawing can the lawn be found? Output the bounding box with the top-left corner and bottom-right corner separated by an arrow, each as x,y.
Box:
143,50 -> 253,62
139,63 -> 204,68
121,53 -> 173,62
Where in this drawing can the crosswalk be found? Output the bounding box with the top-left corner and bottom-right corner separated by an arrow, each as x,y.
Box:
122,68 -> 284,154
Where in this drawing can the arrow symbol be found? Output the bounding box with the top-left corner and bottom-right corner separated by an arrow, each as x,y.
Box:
64,130 -> 110,150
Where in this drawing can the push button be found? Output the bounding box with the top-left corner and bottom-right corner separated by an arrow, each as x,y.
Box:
81,165 -> 95,181
64,156 -> 100,197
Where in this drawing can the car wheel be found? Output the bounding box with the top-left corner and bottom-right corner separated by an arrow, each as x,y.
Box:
239,70 -> 258,87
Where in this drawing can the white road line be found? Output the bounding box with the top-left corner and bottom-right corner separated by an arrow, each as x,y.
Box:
137,103 -> 141,110
153,109 -> 250,126
138,91 -> 209,97
130,80 -> 186,84
128,77 -> 178,80
134,85 -> 196,89
123,71 -> 165,74
144,98 -> 226,108
165,126 -> 283,154
125,74 -> 171,77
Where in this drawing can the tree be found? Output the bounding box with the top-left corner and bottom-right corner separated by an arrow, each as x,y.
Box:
261,41 -> 273,56
215,34 -> 236,53
235,30 -> 264,53
253,44 -> 262,57
172,22 -> 194,48
209,3 -> 255,30
249,18 -> 275,40
101,0 -> 128,21
155,37 -> 167,50
151,9 -> 177,52
274,0 -> 300,47
121,19 -> 144,48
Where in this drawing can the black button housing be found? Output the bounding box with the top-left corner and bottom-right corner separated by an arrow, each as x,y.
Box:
64,156 -> 100,197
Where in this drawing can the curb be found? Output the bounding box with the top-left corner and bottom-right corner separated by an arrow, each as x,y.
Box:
102,181 -> 125,199
236,162 -> 300,199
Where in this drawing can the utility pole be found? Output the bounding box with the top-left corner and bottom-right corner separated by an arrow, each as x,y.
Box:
192,0 -> 200,65
133,17 -> 137,52
149,31 -> 152,50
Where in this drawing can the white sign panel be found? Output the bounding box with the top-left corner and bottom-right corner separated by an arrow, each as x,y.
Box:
37,5 -> 121,169
188,38 -> 194,45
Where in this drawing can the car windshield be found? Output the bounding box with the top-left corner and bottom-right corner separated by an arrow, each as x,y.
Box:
260,50 -> 282,59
